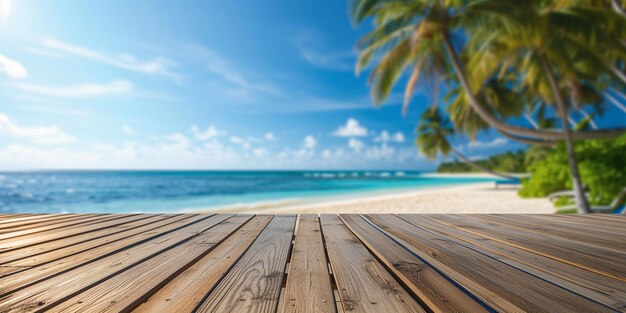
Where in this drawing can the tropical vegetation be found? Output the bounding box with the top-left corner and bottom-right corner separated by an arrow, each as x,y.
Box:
437,150 -> 527,174
350,0 -> 626,213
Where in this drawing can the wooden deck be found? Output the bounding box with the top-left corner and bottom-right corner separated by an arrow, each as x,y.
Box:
0,214 -> 624,312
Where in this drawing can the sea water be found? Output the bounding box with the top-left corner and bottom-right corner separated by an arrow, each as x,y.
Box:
0,171 -> 496,214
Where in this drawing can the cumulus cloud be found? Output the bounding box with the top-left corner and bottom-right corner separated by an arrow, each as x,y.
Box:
264,132 -> 276,141
303,135 -> 317,149
15,80 -> 133,98
0,113 -> 75,145
374,131 -> 405,143
0,54 -> 27,79
41,38 -> 181,81
332,118 -> 368,137
348,138 -> 365,152
191,125 -> 226,140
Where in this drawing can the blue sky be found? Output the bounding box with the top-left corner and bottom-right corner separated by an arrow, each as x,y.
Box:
0,0 -> 623,170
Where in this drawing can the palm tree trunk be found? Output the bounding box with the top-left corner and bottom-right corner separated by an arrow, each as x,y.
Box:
539,54 -> 591,214
439,31 -> 626,141
449,147 -> 519,180
612,0 -> 626,17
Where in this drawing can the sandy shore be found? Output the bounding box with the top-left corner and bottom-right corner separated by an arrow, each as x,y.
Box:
207,182 -> 555,214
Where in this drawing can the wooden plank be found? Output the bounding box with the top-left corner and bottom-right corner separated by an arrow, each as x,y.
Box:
282,214 -> 336,313
528,215 -> 626,233
320,214 -> 425,313
482,215 -> 626,251
339,214 -> 487,313
0,214 -> 216,297
133,215 -> 273,313
0,215 -> 177,268
195,215 -> 296,313
0,215 -> 99,234
367,214 -> 612,313
0,214 -> 232,313
48,215 -> 254,312
0,214 -> 130,242
413,215 -> 626,311
432,215 -> 626,282
0,215 -> 89,230
0,214 -> 74,227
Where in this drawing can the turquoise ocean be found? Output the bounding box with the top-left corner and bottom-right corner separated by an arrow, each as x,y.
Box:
0,171 -> 498,214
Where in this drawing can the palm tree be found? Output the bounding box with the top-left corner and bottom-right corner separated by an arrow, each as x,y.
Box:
417,107 -> 518,180
350,0 -> 626,213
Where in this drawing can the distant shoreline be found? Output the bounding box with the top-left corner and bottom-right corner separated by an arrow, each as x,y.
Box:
200,174 -> 552,214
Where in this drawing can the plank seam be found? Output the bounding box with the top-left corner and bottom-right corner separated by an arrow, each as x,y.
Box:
0,214 -> 216,298
361,215 -> 498,313
337,214 -> 434,313
399,215 -> 620,313
317,214 -> 341,313
118,215 -> 257,313
190,215 -> 276,313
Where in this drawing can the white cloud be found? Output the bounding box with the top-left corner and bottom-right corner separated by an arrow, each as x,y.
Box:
332,118 -> 368,137
348,138 -> 365,152
42,38 -> 181,80
122,125 -> 135,135
374,131 -> 405,143
0,54 -> 27,79
0,113 -> 75,145
191,125 -> 226,140
264,132 -> 276,141
303,135 -> 317,149
468,138 -> 508,149
15,80 -> 133,98
0,0 -> 10,19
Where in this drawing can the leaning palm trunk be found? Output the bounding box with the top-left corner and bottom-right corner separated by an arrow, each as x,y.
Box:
449,147 -> 518,181
539,55 -> 591,214
440,31 -> 591,212
440,32 -> 625,142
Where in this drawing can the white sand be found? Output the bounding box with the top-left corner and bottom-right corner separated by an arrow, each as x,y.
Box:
207,182 -> 555,214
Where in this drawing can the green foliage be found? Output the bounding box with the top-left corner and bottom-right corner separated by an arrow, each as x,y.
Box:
437,150 -> 527,173
519,134 -> 626,205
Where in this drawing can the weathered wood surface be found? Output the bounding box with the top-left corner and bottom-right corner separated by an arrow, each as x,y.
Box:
0,213 -> 622,313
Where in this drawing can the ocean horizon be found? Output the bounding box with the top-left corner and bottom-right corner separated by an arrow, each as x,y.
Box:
0,170 -> 497,214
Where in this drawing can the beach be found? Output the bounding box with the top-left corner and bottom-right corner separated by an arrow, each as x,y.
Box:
209,181 -> 556,214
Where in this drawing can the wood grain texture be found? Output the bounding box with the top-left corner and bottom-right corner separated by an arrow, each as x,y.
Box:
0,214 -> 173,265
480,214 -> 626,251
368,214 -> 613,313
412,215 -> 626,311
432,214 -> 626,282
0,214 -> 115,242
48,215 -> 253,312
195,215 -> 296,313
0,213 -> 622,313
339,214 -> 487,313
282,214 -> 335,313
134,215 -> 274,313
0,215 -> 229,312
0,215 -> 201,288
320,214 -> 425,313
